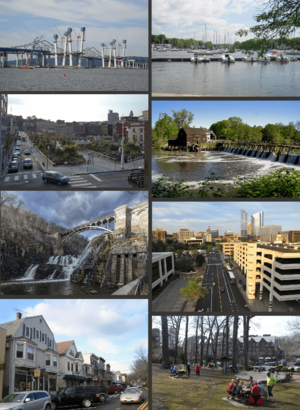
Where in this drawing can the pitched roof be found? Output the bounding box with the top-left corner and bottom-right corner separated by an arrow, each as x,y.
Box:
56,340 -> 74,354
168,135 -> 179,140
182,127 -> 217,137
0,317 -> 26,337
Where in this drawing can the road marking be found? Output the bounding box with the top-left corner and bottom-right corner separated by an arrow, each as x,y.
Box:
23,174 -> 28,180
90,174 -> 102,181
4,177 -> 9,182
32,174 -> 37,178
14,176 -> 19,181
137,398 -> 148,410
68,176 -> 85,180
70,182 -> 93,187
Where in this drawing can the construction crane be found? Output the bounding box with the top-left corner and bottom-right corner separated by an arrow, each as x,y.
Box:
71,25 -> 81,53
55,25 -> 65,54
27,35 -> 43,66
125,50 -> 131,68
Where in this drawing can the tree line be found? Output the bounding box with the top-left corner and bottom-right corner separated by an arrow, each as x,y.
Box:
152,34 -> 213,49
210,117 -> 300,143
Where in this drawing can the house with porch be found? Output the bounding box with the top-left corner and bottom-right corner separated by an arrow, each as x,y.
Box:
0,313 -> 59,397
82,353 -> 100,385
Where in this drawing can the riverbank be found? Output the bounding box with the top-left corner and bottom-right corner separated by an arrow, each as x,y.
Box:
152,168 -> 300,198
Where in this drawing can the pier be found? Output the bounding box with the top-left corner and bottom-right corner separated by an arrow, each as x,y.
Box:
152,57 -> 300,62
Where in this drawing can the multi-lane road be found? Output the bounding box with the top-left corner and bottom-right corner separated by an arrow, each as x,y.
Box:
196,249 -> 250,314
0,136 -> 145,189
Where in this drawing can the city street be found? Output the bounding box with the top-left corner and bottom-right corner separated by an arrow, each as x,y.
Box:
0,137 -> 145,189
52,390 -> 148,410
196,249 -> 250,314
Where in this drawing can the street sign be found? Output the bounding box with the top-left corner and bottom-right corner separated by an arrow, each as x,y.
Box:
57,374 -> 65,377
34,369 -> 41,377
41,369 -> 46,373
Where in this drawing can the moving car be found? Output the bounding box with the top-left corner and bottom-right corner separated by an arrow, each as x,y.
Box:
23,158 -> 33,169
42,171 -> 69,186
220,287 -> 225,292
13,151 -> 20,157
12,156 -> 19,163
8,162 -> 19,173
51,386 -> 100,409
0,391 -> 51,410
93,386 -> 108,403
24,149 -> 31,155
120,387 -> 144,404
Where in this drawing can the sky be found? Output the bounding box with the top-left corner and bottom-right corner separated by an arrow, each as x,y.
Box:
152,100 -> 300,129
152,315 -> 296,338
0,299 -> 148,374
152,0 -> 300,43
0,0 -> 148,56
4,190 -> 148,240
152,202 -> 300,236
8,94 -> 148,122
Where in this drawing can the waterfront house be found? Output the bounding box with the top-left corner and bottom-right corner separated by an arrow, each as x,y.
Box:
168,127 -> 217,149
56,340 -> 86,388
1,313 -> 59,397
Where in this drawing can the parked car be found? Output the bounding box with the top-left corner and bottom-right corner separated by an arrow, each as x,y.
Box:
118,383 -> 128,390
120,387 -> 144,404
12,156 -> 19,163
93,386 -> 108,403
24,149 -> 31,155
23,158 -> 33,169
0,391 -> 51,410
8,162 -> 19,173
51,386 -> 99,409
13,151 -> 20,157
42,171 -> 69,186
106,385 -> 122,394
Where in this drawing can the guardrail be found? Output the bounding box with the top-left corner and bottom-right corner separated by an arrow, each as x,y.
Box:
134,274 -> 148,295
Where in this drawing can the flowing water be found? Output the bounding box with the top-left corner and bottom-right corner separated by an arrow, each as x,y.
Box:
0,67 -> 148,92
152,149 -> 300,185
152,51 -> 300,96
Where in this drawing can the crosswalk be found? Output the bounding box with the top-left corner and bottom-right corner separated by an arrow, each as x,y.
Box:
3,173 -> 97,188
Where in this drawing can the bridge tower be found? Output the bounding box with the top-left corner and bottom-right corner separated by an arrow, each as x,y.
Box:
78,27 -> 85,67
121,40 -> 126,67
53,34 -> 58,66
62,31 -> 68,66
67,28 -> 73,67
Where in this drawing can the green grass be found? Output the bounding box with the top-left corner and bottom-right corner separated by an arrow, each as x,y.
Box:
152,364 -> 300,410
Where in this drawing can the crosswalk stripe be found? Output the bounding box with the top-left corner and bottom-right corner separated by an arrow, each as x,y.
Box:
70,182 -> 92,186
32,174 -> 37,178
90,174 -> 102,181
24,175 -> 28,180
4,177 -> 9,182
14,176 -> 19,181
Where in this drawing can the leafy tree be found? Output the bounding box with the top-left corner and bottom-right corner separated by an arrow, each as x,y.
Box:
195,254 -> 205,267
171,109 -> 194,128
153,114 -> 178,146
180,280 -> 209,308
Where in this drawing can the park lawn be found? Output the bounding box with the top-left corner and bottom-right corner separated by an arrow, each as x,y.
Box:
152,364 -> 300,410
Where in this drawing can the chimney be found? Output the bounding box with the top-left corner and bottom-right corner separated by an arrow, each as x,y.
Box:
17,312 -> 22,320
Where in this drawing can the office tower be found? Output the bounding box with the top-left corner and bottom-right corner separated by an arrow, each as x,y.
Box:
251,212 -> 264,236
241,210 -> 248,236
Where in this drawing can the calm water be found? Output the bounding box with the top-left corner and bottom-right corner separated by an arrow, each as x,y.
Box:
152,149 -> 300,185
0,279 -> 114,296
0,67 -> 148,92
152,53 -> 300,96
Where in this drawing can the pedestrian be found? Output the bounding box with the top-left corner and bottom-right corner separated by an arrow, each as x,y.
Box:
186,363 -> 191,376
266,371 -> 277,402
249,382 -> 263,405
257,379 -> 267,397
195,364 -> 201,376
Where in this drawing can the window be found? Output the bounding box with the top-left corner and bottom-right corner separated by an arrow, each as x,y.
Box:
69,349 -> 74,357
49,340 -> 52,348
27,346 -> 34,361
46,355 -> 50,365
17,344 -> 24,358
68,362 -> 70,371
71,363 -> 73,371
75,364 -> 78,372
53,356 -> 57,367
26,393 -> 35,402
42,333 -> 45,342
26,327 -> 29,337
36,330 -> 39,339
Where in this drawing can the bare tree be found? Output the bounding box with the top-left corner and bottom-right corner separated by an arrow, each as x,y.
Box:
130,345 -> 148,383
232,316 -> 239,368
161,316 -> 169,364
184,316 -> 189,363
243,316 -> 255,371
169,316 -> 182,364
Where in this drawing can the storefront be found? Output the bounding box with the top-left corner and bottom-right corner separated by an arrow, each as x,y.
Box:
63,374 -> 87,387
14,368 -> 58,394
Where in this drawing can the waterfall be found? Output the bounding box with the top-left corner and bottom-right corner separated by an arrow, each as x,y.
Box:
268,152 -> 277,162
278,153 -> 286,163
286,154 -> 297,165
16,264 -> 39,281
48,269 -> 57,280
250,150 -> 256,157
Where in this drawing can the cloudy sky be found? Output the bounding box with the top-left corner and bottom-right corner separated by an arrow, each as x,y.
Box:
152,202 -> 300,236
8,94 -> 148,122
152,0 -> 293,42
0,299 -> 148,374
4,190 -> 148,240
152,100 -> 300,129
152,315 -> 296,338
0,0 -> 148,56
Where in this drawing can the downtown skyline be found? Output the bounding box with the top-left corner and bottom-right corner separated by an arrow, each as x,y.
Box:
152,202 -> 300,237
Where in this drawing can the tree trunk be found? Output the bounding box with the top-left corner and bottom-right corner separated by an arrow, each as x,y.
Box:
243,316 -> 250,371
200,316 -> 204,365
232,316 -> 239,368
225,316 -> 229,357
184,316 -> 189,363
195,316 -> 200,363
161,316 -> 169,364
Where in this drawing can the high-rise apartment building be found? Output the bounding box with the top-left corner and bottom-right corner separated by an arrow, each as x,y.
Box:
251,212 -> 264,236
241,210 -> 248,236
107,110 -> 119,125
177,229 -> 194,242
247,222 -> 252,235
152,229 -> 167,242
260,225 -> 282,242
206,226 -> 219,239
